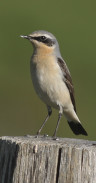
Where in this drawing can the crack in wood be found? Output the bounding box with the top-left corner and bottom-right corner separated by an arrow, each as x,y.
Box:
56,148 -> 62,183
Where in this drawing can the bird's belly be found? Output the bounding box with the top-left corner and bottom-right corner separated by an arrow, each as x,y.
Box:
31,72 -> 58,108
31,65 -> 71,109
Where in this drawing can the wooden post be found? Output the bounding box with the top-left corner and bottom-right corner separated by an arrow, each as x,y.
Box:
0,136 -> 96,183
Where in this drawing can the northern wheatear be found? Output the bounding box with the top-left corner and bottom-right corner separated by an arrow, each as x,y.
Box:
21,30 -> 88,138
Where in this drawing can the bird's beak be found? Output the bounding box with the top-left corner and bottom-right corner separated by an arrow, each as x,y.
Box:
20,35 -> 32,40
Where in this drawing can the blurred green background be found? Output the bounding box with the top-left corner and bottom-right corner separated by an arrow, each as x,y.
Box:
0,0 -> 96,140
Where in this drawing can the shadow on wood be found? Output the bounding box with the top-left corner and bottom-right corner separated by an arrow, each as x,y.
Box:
0,136 -> 96,183
0,139 -> 19,183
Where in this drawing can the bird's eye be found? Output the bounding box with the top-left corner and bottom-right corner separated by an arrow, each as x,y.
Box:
40,36 -> 46,41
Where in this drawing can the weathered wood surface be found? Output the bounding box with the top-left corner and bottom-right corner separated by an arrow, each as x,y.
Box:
0,136 -> 96,183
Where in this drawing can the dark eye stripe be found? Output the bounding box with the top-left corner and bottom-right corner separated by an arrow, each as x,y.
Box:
32,36 -> 43,42
32,36 -> 55,46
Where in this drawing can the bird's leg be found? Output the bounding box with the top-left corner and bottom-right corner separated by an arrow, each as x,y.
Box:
36,106 -> 52,137
52,106 -> 63,139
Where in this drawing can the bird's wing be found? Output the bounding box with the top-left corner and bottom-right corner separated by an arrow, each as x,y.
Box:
57,57 -> 76,112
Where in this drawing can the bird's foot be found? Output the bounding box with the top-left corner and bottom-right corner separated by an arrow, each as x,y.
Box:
52,136 -> 59,140
43,134 -> 48,137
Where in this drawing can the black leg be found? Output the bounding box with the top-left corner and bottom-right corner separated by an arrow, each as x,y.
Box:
36,106 -> 52,136
52,106 -> 63,139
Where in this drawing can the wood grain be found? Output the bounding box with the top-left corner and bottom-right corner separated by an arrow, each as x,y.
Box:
0,136 -> 96,183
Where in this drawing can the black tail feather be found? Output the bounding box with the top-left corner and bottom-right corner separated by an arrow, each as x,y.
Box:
68,121 -> 88,136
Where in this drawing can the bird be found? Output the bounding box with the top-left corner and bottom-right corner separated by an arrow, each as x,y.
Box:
20,30 -> 88,138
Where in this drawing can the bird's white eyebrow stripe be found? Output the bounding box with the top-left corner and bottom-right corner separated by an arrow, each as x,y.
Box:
30,33 -> 52,39
43,34 -> 52,39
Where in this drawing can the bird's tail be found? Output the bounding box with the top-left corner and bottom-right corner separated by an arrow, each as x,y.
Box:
68,121 -> 88,136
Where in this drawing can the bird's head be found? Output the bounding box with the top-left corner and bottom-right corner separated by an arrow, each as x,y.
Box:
20,30 -> 61,56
